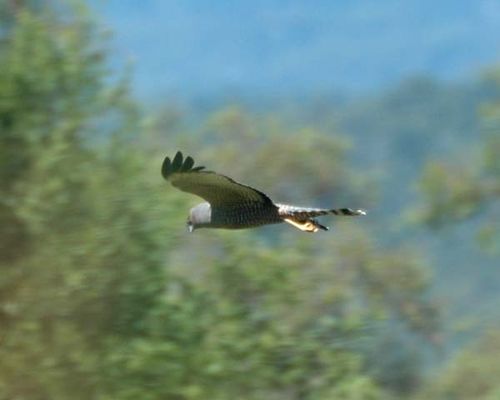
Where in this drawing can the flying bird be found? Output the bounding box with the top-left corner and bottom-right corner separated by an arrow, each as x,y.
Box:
162,151 -> 366,233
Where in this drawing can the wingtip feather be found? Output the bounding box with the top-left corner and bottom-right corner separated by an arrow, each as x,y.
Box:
172,151 -> 183,170
162,151 -> 207,180
181,156 -> 195,172
161,157 -> 172,179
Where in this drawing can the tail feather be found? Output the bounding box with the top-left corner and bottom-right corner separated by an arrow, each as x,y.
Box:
278,204 -> 366,233
329,208 -> 367,216
277,204 -> 367,219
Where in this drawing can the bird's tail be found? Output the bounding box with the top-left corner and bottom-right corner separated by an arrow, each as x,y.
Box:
277,204 -> 366,233
277,204 -> 366,219
328,208 -> 367,216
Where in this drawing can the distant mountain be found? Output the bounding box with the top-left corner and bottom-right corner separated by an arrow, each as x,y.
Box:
95,0 -> 500,99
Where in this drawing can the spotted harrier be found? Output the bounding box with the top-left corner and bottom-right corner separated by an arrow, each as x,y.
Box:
162,151 -> 366,233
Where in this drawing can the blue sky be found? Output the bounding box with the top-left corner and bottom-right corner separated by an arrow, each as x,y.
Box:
95,0 -> 500,98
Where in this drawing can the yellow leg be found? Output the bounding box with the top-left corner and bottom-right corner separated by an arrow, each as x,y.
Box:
283,218 -> 320,233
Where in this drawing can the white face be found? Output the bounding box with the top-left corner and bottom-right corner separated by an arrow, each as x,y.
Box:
188,202 -> 212,231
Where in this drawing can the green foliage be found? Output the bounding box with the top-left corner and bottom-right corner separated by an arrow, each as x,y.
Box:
405,68 -> 500,400
413,71 -> 500,251
414,161 -> 487,226
418,330 -> 500,400
0,2 -> 171,398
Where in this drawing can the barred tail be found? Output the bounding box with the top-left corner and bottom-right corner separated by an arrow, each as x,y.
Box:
277,204 -> 367,219
329,208 -> 367,216
278,205 -> 367,233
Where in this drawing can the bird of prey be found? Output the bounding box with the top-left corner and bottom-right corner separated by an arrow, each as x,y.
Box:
162,151 -> 366,233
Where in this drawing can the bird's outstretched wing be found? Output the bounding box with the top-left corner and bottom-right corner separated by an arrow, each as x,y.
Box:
162,151 -> 274,207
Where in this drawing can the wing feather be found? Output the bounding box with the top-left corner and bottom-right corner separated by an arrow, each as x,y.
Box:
162,151 -> 274,207
181,156 -> 195,172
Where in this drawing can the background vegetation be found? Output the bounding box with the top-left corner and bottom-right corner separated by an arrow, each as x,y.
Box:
0,1 -> 498,399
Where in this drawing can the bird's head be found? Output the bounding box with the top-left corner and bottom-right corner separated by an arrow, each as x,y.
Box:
187,202 -> 212,232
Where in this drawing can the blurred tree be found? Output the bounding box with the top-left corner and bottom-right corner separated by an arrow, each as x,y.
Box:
157,226 -> 436,399
0,2 -> 175,398
417,329 -> 500,400
413,70 -> 500,251
411,68 -> 500,400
